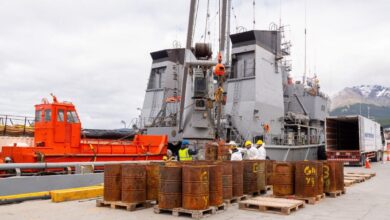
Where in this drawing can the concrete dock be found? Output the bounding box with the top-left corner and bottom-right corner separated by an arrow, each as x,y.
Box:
1,162 -> 389,220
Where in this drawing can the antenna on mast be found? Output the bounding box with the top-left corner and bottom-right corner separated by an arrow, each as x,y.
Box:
303,0 -> 307,85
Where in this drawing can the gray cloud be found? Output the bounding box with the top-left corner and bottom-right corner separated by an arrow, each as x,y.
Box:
1,0 -> 389,128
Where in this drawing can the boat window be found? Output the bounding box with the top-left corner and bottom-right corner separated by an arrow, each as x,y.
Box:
44,109 -> 52,122
147,67 -> 166,90
230,52 -> 255,79
35,110 -> 42,122
57,109 -> 65,122
67,111 -> 79,123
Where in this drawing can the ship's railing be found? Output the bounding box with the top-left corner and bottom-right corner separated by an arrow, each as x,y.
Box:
0,114 -> 35,136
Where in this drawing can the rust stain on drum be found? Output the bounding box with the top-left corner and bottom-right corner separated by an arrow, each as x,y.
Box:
266,160 -> 275,185
104,164 -> 121,201
121,164 -> 146,203
316,161 -> 324,195
159,165 -> 182,209
323,161 -> 344,193
146,163 -> 162,201
295,161 -> 319,198
208,164 -> 223,206
257,160 -> 267,191
272,162 -> 295,196
182,165 -> 210,210
222,162 -> 233,199
243,160 -> 259,194
231,161 -> 244,197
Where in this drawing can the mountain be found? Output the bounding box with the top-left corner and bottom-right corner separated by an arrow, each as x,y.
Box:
330,85 -> 390,128
331,85 -> 390,110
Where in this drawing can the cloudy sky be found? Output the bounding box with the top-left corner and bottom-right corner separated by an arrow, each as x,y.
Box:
1,0 -> 389,129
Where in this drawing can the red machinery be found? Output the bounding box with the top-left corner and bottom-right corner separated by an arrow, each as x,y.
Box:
0,96 -> 168,163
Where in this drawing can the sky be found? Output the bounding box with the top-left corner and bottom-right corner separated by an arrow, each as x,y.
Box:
1,0 -> 389,129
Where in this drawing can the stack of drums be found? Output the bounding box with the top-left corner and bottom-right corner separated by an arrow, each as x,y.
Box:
231,161 -> 244,197
146,163 -> 162,201
182,165 -> 210,210
266,160 -> 275,185
121,164 -> 146,203
272,162 -> 295,196
243,160 -> 259,194
323,161 -> 344,193
221,162 -> 233,200
218,144 -> 231,161
159,165 -> 182,209
295,161 -> 319,198
208,164 -> 223,206
103,164 -> 122,201
257,160 -> 267,192
316,161 -> 324,195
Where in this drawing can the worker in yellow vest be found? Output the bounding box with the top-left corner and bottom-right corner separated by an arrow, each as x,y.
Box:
178,139 -> 197,161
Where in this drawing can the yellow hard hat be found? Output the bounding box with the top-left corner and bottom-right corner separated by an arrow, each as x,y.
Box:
163,156 -> 168,161
256,140 -> 263,145
244,140 -> 252,147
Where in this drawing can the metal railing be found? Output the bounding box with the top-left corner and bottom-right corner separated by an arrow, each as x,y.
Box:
0,114 -> 35,136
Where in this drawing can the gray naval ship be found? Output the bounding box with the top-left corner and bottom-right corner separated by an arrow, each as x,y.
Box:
137,0 -> 330,161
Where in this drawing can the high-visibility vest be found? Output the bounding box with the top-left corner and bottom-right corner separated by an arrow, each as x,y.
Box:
179,148 -> 192,161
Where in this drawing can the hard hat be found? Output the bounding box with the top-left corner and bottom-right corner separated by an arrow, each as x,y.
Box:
244,141 -> 252,147
162,156 -> 168,161
256,140 -> 263,145
228,141 -> 237,146
182,139 -> 190,146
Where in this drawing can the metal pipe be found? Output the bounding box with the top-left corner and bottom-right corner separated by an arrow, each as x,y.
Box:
219,0 -> 227,54
226,0 -> 231,66
0,160 -> 163,171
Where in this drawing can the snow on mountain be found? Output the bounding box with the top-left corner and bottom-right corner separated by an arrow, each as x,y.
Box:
331,85 -> 390,110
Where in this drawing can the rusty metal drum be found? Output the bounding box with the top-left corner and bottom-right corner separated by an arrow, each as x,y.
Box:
146,163 -> 162,201
121,164 -> 146,203
208,164 -> 223,206
182,165 -> 209,210
159,165 -> 182,209
231,161 -> 244,197
316,161 -> 324,195
272,162 -> 295,196
205,144 -> 218,161
104,164 -> 122,201
257,160 -> 267,191
221,162 -> 233,199
266,160 -> 275,185
295,161 -> 319,198
323,161 -> 344,193
243,160 -> 259,194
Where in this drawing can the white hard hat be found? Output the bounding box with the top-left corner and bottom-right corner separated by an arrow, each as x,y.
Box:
228,141 -> 237,146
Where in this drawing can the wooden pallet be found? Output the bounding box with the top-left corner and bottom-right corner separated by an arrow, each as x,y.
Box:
211,203 -> 227,213
96,199 -> 152,211
224,195 -> 248,206
154,205 -> 218,219
239,197 -> 305,215
246,190 -> 268,198
346,172 -> 376,178
345,173 -> 373,180
344,176 -> 365,183
273,193 -> 325,205
344,179 -> 356,187
326,189 -> 346,198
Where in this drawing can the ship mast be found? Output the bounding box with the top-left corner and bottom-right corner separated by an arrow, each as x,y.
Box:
179,0 -> 198,132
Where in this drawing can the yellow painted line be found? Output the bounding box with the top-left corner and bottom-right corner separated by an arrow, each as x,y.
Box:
0,191 -> 50,200
50,185 -> 103,203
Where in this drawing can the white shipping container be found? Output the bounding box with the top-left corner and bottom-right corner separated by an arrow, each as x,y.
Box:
359,116 -> 383,153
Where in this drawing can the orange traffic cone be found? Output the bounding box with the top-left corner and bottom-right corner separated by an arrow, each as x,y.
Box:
365,158 -> 371,169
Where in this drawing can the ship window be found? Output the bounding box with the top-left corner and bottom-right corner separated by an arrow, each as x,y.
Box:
230,52 -> 255,79
44,109 -> 52,122
35,110 -> 42,122
147,67 -> 166,90
67,111 -> 79,123
57,109 -> 64,122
